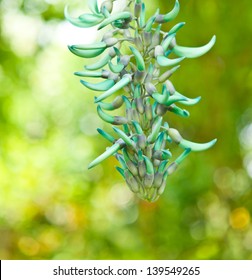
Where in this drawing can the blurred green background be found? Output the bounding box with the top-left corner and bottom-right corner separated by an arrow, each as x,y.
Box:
0,0 -> 252,260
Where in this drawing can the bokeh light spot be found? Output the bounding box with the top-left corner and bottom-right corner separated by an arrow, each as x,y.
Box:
230,208 -> 251,230
240,123 -> 252,150
18,236 -> 40,257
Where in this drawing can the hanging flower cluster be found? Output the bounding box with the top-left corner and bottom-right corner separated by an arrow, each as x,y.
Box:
65,0 -> 217,202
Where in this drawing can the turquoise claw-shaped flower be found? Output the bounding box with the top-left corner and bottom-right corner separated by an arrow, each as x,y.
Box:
173,35 -> 216,58
155,0 -> 180,23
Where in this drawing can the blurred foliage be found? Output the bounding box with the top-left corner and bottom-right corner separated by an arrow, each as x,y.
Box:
0,0 -> 252,260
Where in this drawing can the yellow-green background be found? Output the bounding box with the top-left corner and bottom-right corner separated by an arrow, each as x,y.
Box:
0,0 -> 252,259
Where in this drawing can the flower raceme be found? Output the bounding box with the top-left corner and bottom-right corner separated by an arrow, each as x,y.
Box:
65,0 -> 217,202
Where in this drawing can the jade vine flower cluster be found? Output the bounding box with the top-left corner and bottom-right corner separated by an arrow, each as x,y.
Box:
65,0 -> 217,202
